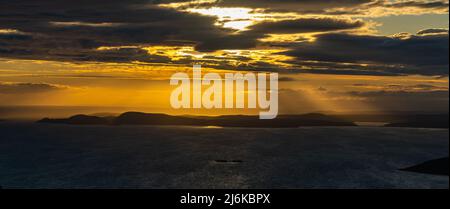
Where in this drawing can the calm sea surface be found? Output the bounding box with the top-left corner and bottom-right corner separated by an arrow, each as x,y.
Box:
0,123 -> 448,189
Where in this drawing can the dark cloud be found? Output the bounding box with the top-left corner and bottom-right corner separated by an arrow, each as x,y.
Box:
162,0 -> 449,14
349,90 -> 449,112
248,18 -> 365,34
418,28 -> 449,35
74,47 -> 173,63
194,33 -> 263,52
0,82 -> 66,94
386,84 -> 449,91
317,87 -> 328,91
176,0 -> 375,12
348,90 -> 449,97
384,0 -> 449,10
0,32 -> 32,41
0,0 -> 261,61
0,0 -> 448,77
278,77 -> 298,82
283,32 -> 449,76
352,83 -> 449,91
411,84 -> 449,91
0,0 -> 372,64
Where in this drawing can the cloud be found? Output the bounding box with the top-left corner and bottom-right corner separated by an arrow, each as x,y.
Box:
278,77 -> 298,82
247,18 -> 365,34
317,87 -> 328,91
387,84 -> 449,91
0,0 -> 373,64
0,0 -> 259,60
198,17 -> 363,52
74,47 -> 172,63
168,0 -> 375,12
0,0 -> 448,77
348,90 -> 449,111
418,28 -> 449,35
352,83 -> 449,91
347,89 -> 449,97
279,87 -> 449,112
384,0 -> 449,10
0,82 -> 67,94
161,0 -> 449,16
282,32 -> 449,76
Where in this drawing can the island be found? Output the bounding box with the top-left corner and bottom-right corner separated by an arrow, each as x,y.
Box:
37,112 -> 357,128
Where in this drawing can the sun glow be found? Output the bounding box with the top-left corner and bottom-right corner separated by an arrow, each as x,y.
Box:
184,7 -> 303,31
158,1 -> 258,30
187,7 -> 255,30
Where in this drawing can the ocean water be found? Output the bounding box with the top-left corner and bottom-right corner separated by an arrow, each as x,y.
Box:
0,123 -> 448,189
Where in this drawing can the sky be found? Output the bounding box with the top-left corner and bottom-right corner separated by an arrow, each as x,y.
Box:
0,0 -> 449,117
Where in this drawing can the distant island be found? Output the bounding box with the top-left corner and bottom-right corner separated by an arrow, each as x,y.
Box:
384,114 -> 449,129
35,112 -> 449,128
37,112 -> 357,128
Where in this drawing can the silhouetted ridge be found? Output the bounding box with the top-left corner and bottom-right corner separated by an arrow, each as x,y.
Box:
38,114 -> 111,125
114,112 -> 203,125
37,112 -> 357,128
401,157 -> 449,176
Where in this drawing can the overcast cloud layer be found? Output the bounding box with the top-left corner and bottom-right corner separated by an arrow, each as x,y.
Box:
0,0 -> 448,76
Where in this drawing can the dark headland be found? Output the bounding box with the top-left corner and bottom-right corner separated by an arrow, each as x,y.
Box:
401,157 -> 449,176
37,112 -> 357,128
